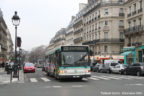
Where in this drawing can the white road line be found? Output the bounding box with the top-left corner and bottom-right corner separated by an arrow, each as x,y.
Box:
41,77 -> 50,82
52,86 -> 62,88
92,76 -> 110,80
72,85 -> 83,88
12,78 -> 18,82
101,76 -> 122,80
89,77 -> 100,80
30,78 -> 38,82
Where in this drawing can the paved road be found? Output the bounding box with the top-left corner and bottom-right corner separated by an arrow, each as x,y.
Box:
0,68 -> 144,96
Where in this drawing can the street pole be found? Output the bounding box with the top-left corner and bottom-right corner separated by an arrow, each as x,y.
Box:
12,11 -> 20,77
13,26 -> 18,77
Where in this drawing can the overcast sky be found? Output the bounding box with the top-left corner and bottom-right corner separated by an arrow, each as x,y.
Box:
0,0 -> 87,51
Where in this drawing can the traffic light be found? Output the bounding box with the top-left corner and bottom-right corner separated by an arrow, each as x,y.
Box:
17,37 -> 21,47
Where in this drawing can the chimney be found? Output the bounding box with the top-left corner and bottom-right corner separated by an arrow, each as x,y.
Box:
71,16 -> 75,20
79,3 -> 87,11
88,0 -> 91,3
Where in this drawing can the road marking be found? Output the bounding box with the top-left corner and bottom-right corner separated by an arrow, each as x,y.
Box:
52,86 -> 62,88
41,77 -> 50,82
30,78 -> 38,82
72,85 -> 83,88
89,77 -> 100,80
92,76 -> 110,80
101,76 -> 122,80
12,78 -> 18,82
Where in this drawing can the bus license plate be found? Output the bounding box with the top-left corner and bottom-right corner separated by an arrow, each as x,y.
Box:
73,76 -> 80,78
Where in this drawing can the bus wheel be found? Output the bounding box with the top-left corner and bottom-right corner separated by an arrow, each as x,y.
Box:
47,72 -> 49,76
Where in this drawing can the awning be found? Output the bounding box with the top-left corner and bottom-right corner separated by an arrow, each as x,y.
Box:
121,51 -> 134,56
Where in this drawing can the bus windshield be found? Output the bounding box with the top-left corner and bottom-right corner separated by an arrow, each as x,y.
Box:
61,52 -> 89,66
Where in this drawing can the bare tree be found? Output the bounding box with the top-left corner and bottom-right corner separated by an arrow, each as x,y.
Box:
28,45 -> 47,63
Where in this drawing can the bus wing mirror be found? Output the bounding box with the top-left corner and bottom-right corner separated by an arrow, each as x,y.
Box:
89,50 -> 93,56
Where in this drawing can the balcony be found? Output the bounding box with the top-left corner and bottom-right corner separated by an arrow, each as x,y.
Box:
82,38 -> 124,45
82,39 -> 100,45
74,28 -> 83,35
132,11 -> 137,15
99,38 -> 124,43
124,25 -> 144,35
74,37 -> 82,43
119,13 -> 125,17
127,13 -> 131,17
119,26 -> 124,29
138,8 -> 143,13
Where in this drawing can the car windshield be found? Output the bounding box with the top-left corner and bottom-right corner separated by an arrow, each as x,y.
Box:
111,63 -> 118,66
25,63 -> 34,67
140,63 -> 144,66
61,52 -> 89,66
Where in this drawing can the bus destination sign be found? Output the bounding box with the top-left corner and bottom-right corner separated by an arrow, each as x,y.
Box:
62,46 -> 88,51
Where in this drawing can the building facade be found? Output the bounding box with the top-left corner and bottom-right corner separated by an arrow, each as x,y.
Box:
82,0 -> 125,58
123,0 -> 144,65
0,10 -> 8,64
6,29 -> 13,62
65,16 -> 75,46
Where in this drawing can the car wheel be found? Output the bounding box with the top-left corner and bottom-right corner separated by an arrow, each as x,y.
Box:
124,71 -> 127,75
136,71 -> 141,76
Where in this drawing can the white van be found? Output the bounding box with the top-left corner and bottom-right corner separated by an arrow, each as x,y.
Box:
103,60 -> 119,73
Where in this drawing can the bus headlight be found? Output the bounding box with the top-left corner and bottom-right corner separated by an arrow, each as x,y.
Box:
59,70 -> 63,74
88,70 -> 91,72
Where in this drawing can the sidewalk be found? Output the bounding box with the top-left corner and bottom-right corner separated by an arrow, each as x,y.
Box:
0,68 -> 24,85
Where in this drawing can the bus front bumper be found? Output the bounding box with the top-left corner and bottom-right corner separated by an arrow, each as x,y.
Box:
58,74 -> 91,79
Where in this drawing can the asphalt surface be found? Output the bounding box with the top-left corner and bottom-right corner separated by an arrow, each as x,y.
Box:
0,68 -> 144,96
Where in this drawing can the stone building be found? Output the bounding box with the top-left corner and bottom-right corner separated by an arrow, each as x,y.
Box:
82,0 -> 125,57
73,4 -> 86,45
0,9 -> 8,64
123,0 -> 144,64
65,16 -> 75,46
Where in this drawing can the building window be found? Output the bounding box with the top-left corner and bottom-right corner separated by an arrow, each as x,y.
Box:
105,8 -> 108,15
119,0 -> 124,3
133,3 -> 136,12
104,46 -> 108,52
133,20 -> 136,29
120,32 -> 124,39
119,8 -> 124,13
140,0 -> 142,9
104,32 -> 108,39
129,6 -> 131,14
139,18 -> 142,27
104,21 -> 108,26
128,21 -> 131,28
119,20 -> 124,27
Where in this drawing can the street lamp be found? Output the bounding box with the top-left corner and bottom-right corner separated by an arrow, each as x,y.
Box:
12,11 -> 20,77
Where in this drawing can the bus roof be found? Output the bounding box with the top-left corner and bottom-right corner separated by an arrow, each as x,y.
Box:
45,45 -> 89,57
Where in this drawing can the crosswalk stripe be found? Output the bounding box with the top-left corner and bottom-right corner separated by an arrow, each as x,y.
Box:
30,78 -> 38,82
41,77 -> 50,82
12,78 -> 18,82
89,77 -> 100,80
101,76 -> 122,80
92,76 -> 110,80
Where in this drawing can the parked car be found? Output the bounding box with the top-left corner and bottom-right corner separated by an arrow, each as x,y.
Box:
124,62 -> 144,76
92,63 -> 101,72
23,63 -> 35,73
91,63 -> 97,71
101,60 -> 119,73
111,64 -> 126,74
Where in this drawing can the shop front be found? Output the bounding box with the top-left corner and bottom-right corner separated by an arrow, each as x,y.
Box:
137,46 -> 144,63
121,47 -> 136,66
